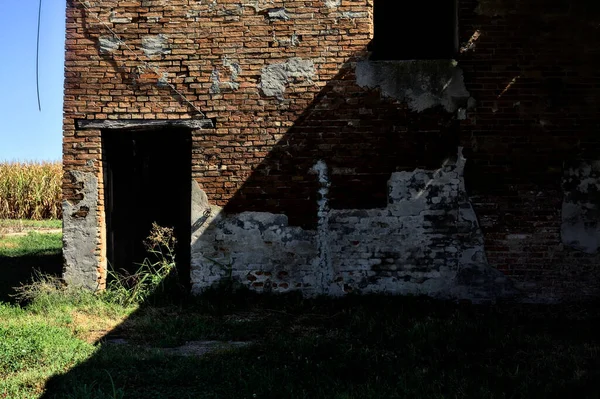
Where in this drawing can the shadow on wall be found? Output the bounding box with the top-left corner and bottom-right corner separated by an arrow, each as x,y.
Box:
188,53 -> 521,300
220,61 -> 465,229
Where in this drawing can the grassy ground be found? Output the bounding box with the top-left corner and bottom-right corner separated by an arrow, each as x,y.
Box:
0,219 -> 61,234
0,231 -> 62,303
1,230 -> 599,399
2,291 -> 599,399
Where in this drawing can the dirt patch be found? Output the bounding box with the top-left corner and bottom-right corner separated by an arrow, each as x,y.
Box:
71,311 -> 129,344
0,241 -> 18,249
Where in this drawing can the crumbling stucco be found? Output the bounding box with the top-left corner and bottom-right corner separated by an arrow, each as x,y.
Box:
273,32 -> 301,47
190,149 -> 515,302
99,36 -> 120,54
210,57 -> 242,94
259,58 -> 315,100
340,11 -> 369,19
265,7 -> 290,21
355,60 -> 472,113
141,34 -> 170,57
109,11 -> 132,23
311,160 -> 333,294
62,171 -> 101,290
561,160 -> 600,253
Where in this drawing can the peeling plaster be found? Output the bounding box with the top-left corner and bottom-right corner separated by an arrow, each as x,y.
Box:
340,11 -> 369,19
325,0 -> 341,8
310,161 -> 334,294
190,149 -> 515,302
109,11 -> 132,23
141,34 -> 170,57
210,57 -> 242,94
99,36 -> 120,54
63,171 -> 101,290
259,58 -> 315,100
265,7 -> 290,21
355,60 -> 472,113
273,32 -> 301,47
562,160 -> 600,253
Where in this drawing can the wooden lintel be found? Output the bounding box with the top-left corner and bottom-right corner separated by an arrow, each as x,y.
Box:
76,119 -> 215,130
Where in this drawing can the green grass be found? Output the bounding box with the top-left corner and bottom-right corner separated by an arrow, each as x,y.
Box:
0,232 -> 62,258
0,231 -> 63,303
0,231 -> 599,399
2,290 -> 598,399
0,290 -> 134,399
0,219 -> 61,231
0,305 -> 97,399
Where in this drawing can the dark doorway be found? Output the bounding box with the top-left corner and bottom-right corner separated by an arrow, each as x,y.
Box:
103,129 -> 192,288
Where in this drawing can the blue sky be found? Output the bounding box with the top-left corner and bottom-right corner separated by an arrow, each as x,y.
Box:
0,1 -> 66,161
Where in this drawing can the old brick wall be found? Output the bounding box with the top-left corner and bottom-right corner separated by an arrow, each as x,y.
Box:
63,0 -> 600,301
458,0 -> 600,301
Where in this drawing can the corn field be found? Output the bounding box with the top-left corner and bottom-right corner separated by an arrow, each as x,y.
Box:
0,161 -> 62,220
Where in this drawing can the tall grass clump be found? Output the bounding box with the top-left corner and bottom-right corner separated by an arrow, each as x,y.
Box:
0,161 -> 62,220
104,223 -> 182,306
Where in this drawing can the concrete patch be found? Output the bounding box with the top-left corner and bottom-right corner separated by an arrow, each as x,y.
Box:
190,148 -> 515,302
259,58 -> 315,100
561,160 -> 600,253
266,7 -> 290,21
210,57 -> 242,94
109,11 -> 132,24
355,60 -> 472,113
62,171 -> 101,290
98,36 -> 120,54
475,0 -> 519,17
141,34 -> 170,57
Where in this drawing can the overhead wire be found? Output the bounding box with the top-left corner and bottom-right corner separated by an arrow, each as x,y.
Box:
73,0 -> 207,118
36,0 -> 43,111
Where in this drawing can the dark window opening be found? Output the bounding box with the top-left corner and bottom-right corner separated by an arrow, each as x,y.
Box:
103,129 -> 192,289
369,0 -> 457,60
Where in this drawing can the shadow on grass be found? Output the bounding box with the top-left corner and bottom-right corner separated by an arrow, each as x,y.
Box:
39,286 -> 600,399
0,236 -> 63,304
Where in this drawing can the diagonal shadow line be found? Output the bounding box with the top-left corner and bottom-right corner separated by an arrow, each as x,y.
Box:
218,57 -> 461,230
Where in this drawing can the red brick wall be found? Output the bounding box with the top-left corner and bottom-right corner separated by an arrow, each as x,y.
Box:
63,0 -> 600,300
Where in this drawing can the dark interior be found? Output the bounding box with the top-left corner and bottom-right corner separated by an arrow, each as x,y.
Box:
102,129 -> 192,287
369,0 -> 457,60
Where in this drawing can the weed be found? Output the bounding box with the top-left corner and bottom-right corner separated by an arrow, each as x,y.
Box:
103,223 -> 183,306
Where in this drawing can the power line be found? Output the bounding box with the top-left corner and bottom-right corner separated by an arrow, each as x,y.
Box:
36,0 -> 43,111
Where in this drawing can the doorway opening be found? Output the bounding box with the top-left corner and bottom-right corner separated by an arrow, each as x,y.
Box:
102,129 -> 192,288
